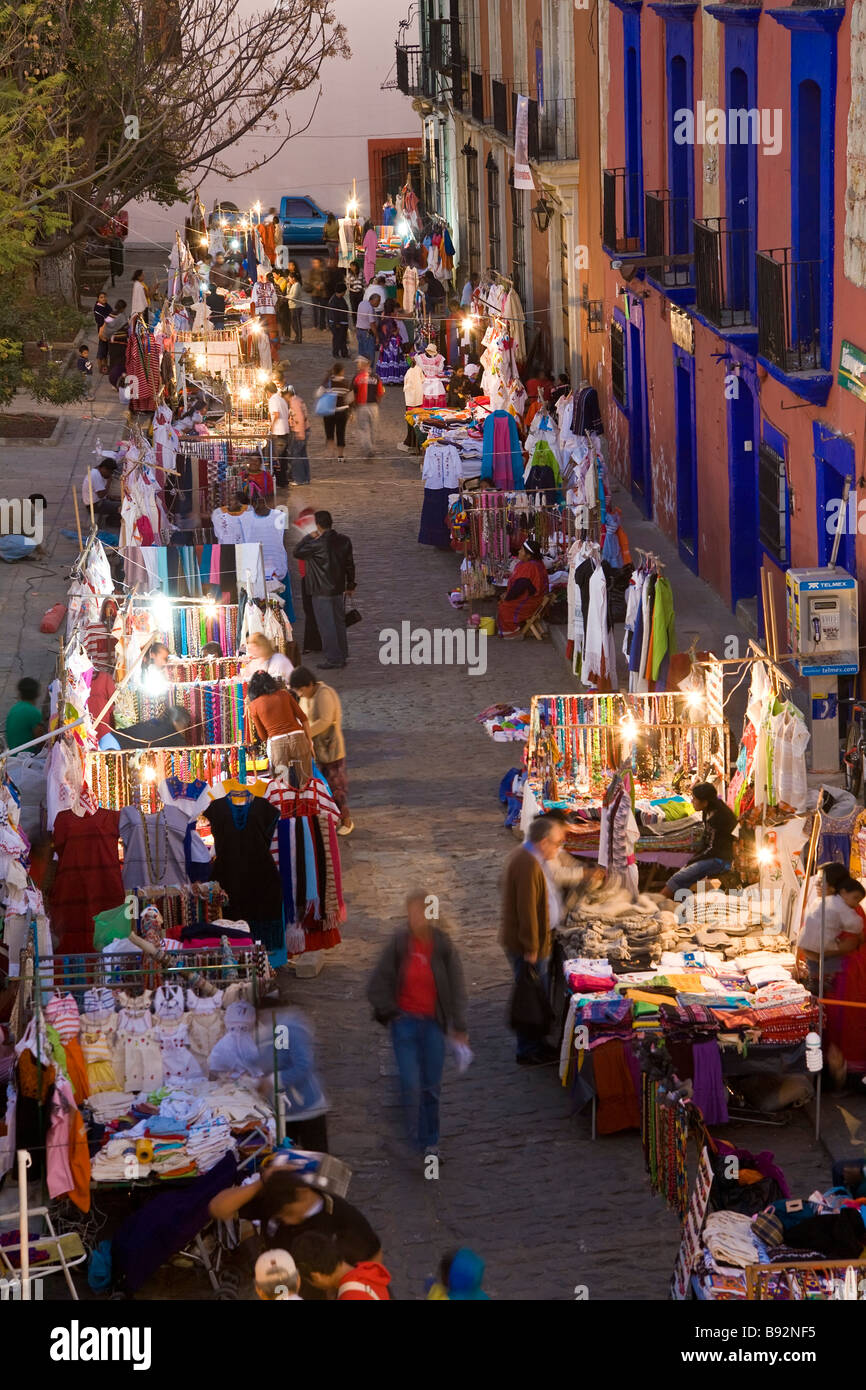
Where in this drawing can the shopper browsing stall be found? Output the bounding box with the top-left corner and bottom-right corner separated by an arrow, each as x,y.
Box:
247,671 -> 313,782
290,666 -> 352,835
500,816 -> 566,1065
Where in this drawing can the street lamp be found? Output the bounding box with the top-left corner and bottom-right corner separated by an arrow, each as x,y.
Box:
531,194 -> 554,234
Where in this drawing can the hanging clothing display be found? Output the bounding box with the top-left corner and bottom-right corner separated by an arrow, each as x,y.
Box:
266,775 -> 345,955
50,808 -> 123,955
480,412 -> 523,491
118,804 -> 197,891
414,349 -> 447,406
203,793 -> 283,955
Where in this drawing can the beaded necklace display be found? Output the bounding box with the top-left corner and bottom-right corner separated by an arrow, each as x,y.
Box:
92,745 -> 252,810
139,808 -> 167,882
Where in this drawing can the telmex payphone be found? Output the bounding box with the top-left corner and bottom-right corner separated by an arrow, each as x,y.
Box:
785,568 -> 858,675
786,567 -> 859,772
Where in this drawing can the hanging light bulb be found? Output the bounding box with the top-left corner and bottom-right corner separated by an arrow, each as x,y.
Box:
149,595 -> 172,631
199,234 -> 209,248
239,387 -> 252,401
685,689 -> 705,713
141,765 -> 158,784
195,353 -> 207,370
256,368 -> 269,384
461,316 -> 475,335
141,665 -> 169,696
756,845 -> 775,866
203,600 -> 219,621
230,238 -> 240,251
619,714 -> 637,746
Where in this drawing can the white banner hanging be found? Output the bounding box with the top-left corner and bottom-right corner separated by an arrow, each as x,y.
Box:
513,94 -> 536,191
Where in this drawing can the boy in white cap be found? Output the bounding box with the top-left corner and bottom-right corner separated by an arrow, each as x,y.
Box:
255,1249 -> 303,1300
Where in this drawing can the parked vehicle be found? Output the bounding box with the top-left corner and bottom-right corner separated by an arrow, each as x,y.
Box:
279,195 -> 330,244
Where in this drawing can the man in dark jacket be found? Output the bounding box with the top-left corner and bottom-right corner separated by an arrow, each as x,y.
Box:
293,510 -> 355,671
500,815 -> 565,1065
102,706 -> 192,750
367,892 -> 468,1162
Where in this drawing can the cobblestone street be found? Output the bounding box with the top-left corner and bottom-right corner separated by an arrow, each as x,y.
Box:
1,285 -> 844,1302
267,322 -> 830,1302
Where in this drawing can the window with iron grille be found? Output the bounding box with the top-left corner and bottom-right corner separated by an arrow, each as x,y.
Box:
758,439 -> 789,565
466,148 -> 481,278
487,158 -> 501,269
510,176 -> 525,299
611,318 -> 626,408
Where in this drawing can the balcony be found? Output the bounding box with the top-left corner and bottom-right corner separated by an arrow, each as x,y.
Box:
395,44 -> 423,98
492,79 -> 510,137
756,247 -> 821,373
470,69 -> 486,123
645,190 -> 693,289
602,168 -> 641,254
693,218 -> 753,329
539,99 -> 578,162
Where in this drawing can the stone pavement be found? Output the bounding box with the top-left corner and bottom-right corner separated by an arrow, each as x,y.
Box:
1,269 -> 861,1300
264,319 -> 846,1301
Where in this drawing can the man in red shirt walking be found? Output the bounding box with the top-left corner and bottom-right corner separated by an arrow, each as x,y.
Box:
367,892 -> 468,1163
351,355 -> 385,459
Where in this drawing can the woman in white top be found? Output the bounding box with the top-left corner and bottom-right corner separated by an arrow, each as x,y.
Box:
130,269 -> 152,323
242,633 -> 293,684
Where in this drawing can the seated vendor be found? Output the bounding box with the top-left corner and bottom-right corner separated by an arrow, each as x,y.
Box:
447,364 -> 474,409
497,539 -> 549,637
797,869 -> 864,991
660,782 -> 737,900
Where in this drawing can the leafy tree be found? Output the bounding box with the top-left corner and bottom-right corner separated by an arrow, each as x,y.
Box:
1,0 -> 349,277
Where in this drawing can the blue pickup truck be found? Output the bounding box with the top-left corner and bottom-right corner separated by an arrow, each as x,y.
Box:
280,195 -> 331,245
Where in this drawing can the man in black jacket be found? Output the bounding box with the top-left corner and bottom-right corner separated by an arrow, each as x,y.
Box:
293,510 -> 355,670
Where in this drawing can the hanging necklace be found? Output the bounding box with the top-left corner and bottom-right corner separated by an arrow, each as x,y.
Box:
139,808 -> 167,882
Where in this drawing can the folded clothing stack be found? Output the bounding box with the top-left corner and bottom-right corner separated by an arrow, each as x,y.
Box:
702,1211 -> 762,1269
88,1091 -> 138,1124
150,1141 -> 196,1179
91,1137 -> 142,1181
187,1115 -> 235,1172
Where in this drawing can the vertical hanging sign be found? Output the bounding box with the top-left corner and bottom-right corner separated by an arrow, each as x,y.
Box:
513,95 -> 536,191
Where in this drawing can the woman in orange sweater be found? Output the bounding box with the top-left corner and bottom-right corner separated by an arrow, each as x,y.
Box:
247,671 -> 314,784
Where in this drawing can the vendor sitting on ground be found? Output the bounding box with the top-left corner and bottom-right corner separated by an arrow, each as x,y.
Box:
796,865 -> 864,992
660,782 -> 737,900
497,538 -> 549,637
